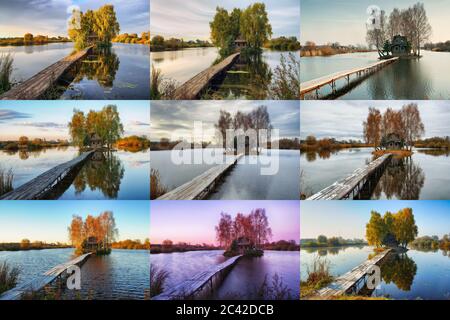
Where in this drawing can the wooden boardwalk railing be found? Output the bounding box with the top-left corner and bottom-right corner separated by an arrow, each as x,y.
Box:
152,255 -> 242,300
0,46 -> 92,100
0,151 -> 94,200
300,57 -> 399,99
173,52 -> 240,99
157,153 -> 244,200
316,249 -> 392,298
307,154 -> 392,200
0,253 -> 92,300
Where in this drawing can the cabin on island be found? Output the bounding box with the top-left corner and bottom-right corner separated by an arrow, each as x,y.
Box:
88,31 -> 98,44
234,36 -> 247,51
84,236 -> 100,252
381,133 -> 404,150
89,133 -> 103,149
236,236 -> 253,254
390,35 -> 410,57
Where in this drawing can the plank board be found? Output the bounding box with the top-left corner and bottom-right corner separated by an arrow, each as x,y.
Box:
307,154 -> 392,200
300,57 -> 398,96
157,154 -> 244,200
0,151 -> 94,200
173,53 -> 240,99
152,255 -> 242,300
0,253 -> 91,300
316,249 -> 392,298
0,47 -> 92,100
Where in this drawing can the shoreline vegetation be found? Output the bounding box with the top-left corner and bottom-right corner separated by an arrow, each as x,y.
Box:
300,236 -> 366,248
0,35 -> 71,47
300,42 -> 371,57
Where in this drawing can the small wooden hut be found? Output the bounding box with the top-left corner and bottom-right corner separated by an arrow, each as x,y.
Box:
234,36 -> 247,51
89,133 -> 103,149
381,133 -> 404,150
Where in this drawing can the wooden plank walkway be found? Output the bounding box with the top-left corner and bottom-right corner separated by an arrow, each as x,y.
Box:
173,52 -> 240,99
157,153 -> 244,200
0,151 -> 94,200
307,154 -> 392,200
316,249 -> 392,298
0,253 -> 92,300
0,46 -> 92,100
300,57 -> 399,98
153,255 -> 242,300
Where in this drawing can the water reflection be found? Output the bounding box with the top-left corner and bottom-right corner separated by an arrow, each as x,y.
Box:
379,253 -> 417,292
72,151 -> 125,199
372,157 -> 425,200
301,245 -> 366,256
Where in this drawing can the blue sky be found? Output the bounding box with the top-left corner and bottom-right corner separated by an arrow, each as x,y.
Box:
0,100 -> 150,140
301,201 -> 450,239
151,0 -> 300,40
0,201 -> 149,243
301,0 -> 450,45
300,101 -> 450,141
0,0 -> 149,37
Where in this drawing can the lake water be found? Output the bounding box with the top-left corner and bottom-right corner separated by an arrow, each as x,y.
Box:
300,148 -> 450,199
0,248 -> 150,300
151,250 -> 299,299
300,246 -> 450,300
301,50 -> 450,99
0,43 -> 150,99
0,147 -> 150,200
151,48 -> 299,99
152,149 -> 299,199
0,43 -> 75,83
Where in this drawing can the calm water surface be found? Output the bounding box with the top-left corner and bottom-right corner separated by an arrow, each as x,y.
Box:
151,250 -> 299,299
300,148 -> 450,199
210,150 -> 300,200
301,50 -> 450,99
0,43 -> 74,83
0,249 -> 150,299
0,147 -> 150,199
301,246 -> 450,299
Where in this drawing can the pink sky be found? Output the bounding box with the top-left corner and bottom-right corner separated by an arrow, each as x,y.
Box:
150,200 -> 299,245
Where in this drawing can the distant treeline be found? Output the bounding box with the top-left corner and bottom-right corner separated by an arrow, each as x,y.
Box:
150,35 -> 213,52
0,34 -> 71,46
409,235 -> 450,251
262,240 -> 299,251
264,37 -> 300,51
424,41 -> 450,52
0,240 -> 71,251
113,32 -> 150,45
116,135 -> 150,151
151,241 -> 219,254
300,135 -> 368,152
0,137 -> 70,151
301,41 -> 370,57
301,236 -> 367,248
111,239 -> 150,250
415,136 -> 450,149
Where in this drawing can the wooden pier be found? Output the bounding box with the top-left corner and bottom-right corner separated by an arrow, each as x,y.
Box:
0,46 -> 92,100
0,151 -> 94,200
152,255 -> 242,300
0,253 -> 92,300
316,249 -> 392,298
157,153 -> 244,200
300,57 -> 399,99
173,52 -> 240,100
307,154 -> 392,200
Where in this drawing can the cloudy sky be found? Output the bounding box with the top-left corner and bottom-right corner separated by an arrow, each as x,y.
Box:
151,100 -> 300,142
301,201 -> 450,239
0,201 -> 149,243
151,0 -> 300,40
300,100 -> 450,141
0,100 -> 150,141
301,0 -> 450,45
0,0 -> 149,37
151,200 -> 299,245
